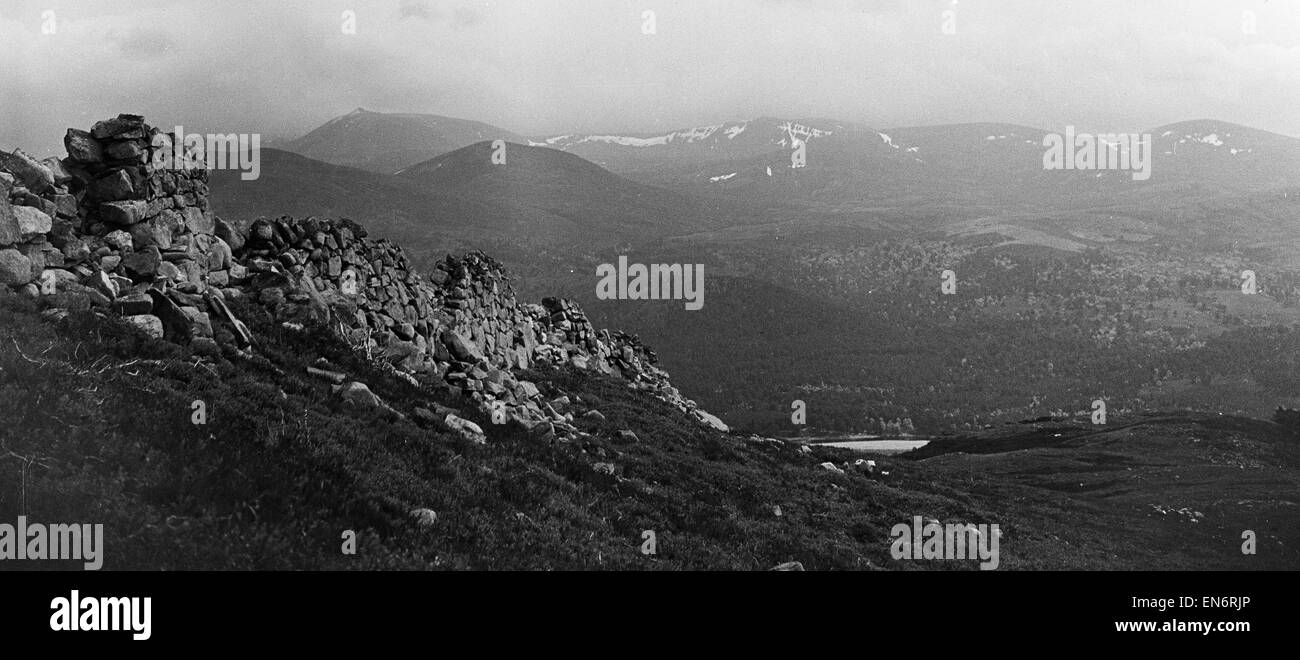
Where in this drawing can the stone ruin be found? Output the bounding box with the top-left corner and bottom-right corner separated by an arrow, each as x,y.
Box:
0,114 -> 728,441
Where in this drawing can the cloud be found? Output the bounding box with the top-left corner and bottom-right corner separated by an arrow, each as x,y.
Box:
0,0 -> 1297,159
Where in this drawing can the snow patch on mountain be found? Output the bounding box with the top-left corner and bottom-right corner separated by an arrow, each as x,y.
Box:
777,121 -> 833,141
709,172 -> 738,182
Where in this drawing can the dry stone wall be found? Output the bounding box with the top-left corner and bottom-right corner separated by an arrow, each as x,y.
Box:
1,114 -> 729,440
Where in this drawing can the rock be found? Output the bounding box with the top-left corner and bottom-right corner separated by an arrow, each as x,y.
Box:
0,200 -> 19,246
129,211 -> 181,249
853,459 -> 877,474
52,193 -> 77,219
444,413 -> 486,444
409,508 -> 438,528
694,409 -> 730,433
0,149 -> 54,194
146,288 -> 193,341
90,270 -> 117,300
516,381 -> 540,399
100,200 -> 149,225
616,429 -> 640,443
182,207 -> 213,234
104,141 -> 143,161
64,129 -> 103,163
157,261 -> 183,282
90,114 -> 145,140
592,462 -> 617,475
769,561 -> 805,571
208,236 -> 232,270
123,314 -> 164,338
181,307 -> 213,338
334,381 -> 384,408
12,205 -> 52,238
114,295 -> 156,318
122,246 -> 162,278
582,410 -> 606,422
89,170 -> 134,201
215,217 -> 244,252
0,249 -> 32,286
42,158 -> 72,186
443,330 -> 482,362
104,230 -> 133,251
818,462 -> 845,474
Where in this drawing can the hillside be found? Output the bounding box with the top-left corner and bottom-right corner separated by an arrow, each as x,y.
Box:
283,108 -> 527,174
5,290 -> 1298,569
397,140 -> 766,239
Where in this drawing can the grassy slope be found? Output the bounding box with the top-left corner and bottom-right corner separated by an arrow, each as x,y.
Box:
1,291 -> 1296,570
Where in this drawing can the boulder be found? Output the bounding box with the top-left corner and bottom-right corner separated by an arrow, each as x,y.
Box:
182,207 -> 214,234
100,200 -> 149,225
112,293 -> 153,316
214,217 -> 244,252
89,170 -> 134,201
104,141 -> 144,161
64,128 -> 103,163
409,508 -> 438,528
104,230 -> 133,251
0,149 -> 54,194
90,114 -> 145,140
818,462 -> 845,474
122,246 -> 162,278
123,314 -> 164,338
129,210 -> 182,249
442,330 -> 482,362
12,205 -> 52,238
694,409 -> 730,433
334,381 -> 385,408
181,307 -> 213,338
444,413 -> 486,444
90,270 -> 118,300
0,249 -> 32,286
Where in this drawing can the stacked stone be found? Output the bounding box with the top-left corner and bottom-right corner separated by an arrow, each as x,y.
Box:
236,214 -> 452,372
3,114 -> 730,437
0,148 -> 76,293
0,114 -> 225,341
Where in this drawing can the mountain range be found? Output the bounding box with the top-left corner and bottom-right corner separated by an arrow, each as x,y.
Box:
257,110 -> 1300,251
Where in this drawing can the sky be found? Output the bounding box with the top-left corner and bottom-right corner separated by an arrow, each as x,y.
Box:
2,0 -> 1298,158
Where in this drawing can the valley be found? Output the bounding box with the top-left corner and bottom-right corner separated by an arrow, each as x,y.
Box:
211,110 -> 1300,441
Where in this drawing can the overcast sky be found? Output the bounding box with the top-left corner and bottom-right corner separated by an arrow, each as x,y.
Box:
2,0 -> 1298,158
